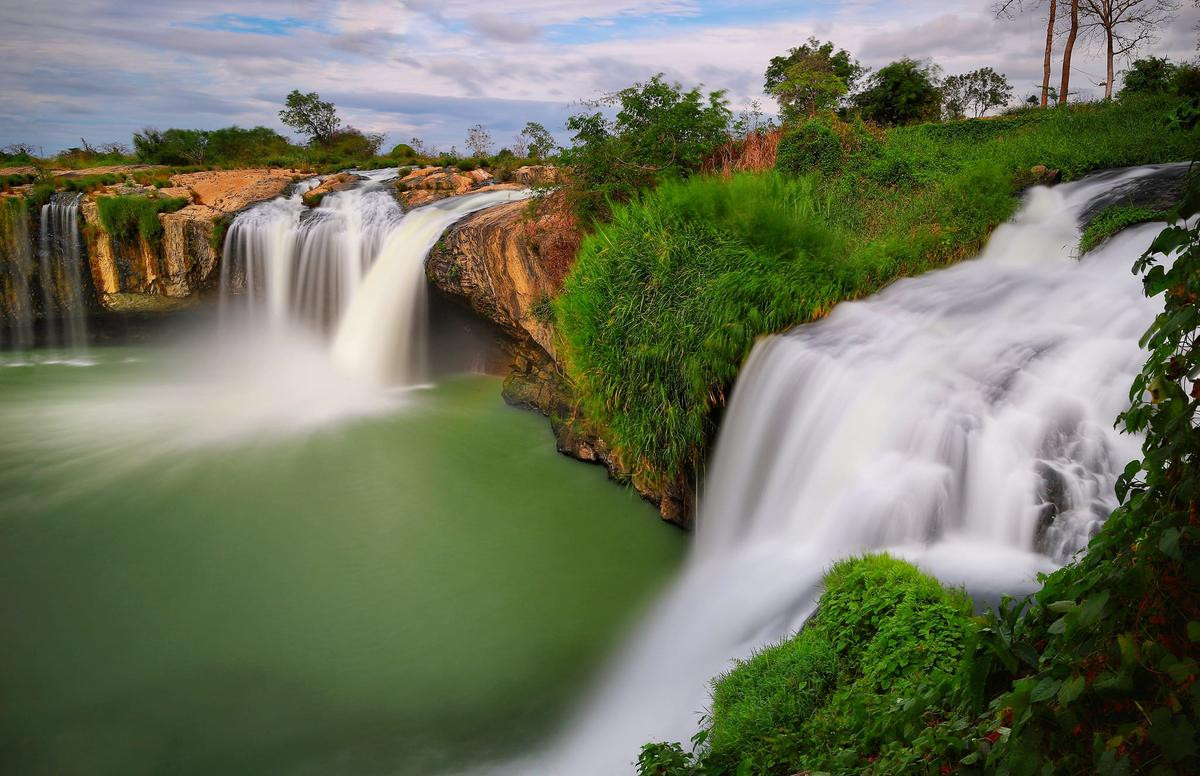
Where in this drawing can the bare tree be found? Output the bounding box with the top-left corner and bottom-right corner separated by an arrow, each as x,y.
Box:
1078,0 -> 1181,98
1059,0 -> 1081,103
464,124 -> 493,158
510,132 -> 529,158
996,0 -> 1058,106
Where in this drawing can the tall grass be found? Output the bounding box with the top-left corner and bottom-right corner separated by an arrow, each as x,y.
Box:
556,95 -> 1199,482
97,195 -> 189,245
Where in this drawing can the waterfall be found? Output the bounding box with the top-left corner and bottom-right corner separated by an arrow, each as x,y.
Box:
38,193 -> 90,356
332,189 -> 534,385
527,165 -> 1179,775
221,170 -> 530,385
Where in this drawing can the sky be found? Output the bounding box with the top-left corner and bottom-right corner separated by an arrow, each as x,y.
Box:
0,0 -> 1196,155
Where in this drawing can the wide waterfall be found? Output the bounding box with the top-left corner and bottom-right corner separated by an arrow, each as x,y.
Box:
221,170 -> 529,385
528,165 -> 1178,775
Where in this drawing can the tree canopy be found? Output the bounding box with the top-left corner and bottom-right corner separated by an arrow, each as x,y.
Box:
942,67 -> 1015,118
279,90 -> 342,147
855,59 -> 944,126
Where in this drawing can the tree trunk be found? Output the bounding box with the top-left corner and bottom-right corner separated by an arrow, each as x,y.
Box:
1059,0 -> 1079,104
1042,0 -> 1058,107
1105,26 -> 1115,99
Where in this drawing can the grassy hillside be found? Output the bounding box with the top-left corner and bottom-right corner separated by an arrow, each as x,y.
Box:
555,96 -> 1198,487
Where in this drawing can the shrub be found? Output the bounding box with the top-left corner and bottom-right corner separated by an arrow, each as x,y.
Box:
563,74 -> 731,222
97,195 -> 188,244
24,184 -> 55,212
775,121 -> 842,175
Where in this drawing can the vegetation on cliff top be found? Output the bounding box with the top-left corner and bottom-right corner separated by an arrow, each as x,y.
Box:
556,94 -> 1197,482
96,195 -> 189,245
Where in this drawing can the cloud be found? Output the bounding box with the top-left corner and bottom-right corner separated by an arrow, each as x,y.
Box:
1,0 -> 1197,153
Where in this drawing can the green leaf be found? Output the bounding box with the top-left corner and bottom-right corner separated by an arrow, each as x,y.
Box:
1058,675 -> 1086,705
1188,622 -> 1200,643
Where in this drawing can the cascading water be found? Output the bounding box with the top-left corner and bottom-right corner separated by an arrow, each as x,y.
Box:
220,170 -> 530,387
526,165 -> 1181,775
38,193 -> 90,355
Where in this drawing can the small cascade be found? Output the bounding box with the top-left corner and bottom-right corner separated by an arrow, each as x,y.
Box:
332,189 -> 533,385
222,169 -> 530,385
36,193 -> 89,356
1,201 -> 35,354
531,164 -> 1180,774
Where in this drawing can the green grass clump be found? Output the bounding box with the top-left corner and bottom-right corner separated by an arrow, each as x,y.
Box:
556,95 -> 1198,484
694,556 -> 975,775
97,195 -> 188,245
1078,203 -> 1166,254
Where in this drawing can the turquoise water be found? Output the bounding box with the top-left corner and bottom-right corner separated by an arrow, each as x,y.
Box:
0,349 -> 684,775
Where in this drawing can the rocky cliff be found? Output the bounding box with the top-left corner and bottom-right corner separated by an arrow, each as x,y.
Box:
427,191 -> 693,526
81,168 -> 302,311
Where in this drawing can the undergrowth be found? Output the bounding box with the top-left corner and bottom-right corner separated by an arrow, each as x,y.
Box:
1080,204 -> 1168,254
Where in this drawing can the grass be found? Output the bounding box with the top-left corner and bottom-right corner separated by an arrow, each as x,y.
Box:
1078,203 -> 1168,254
555,95 -> 1199,484
96,195 -> 189,245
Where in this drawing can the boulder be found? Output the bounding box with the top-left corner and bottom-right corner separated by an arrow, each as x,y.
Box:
512,165 -> 563,186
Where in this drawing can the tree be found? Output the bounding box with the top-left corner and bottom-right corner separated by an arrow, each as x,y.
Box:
765,38 -> 865,99
768,56 -> 849,121
943,67 -> 1015,118
409,137 -> 434,157
1060,0 -> 1081,104
279,90 -> 341,146
465,124 -> 494,157
510,133 -> 529,158
1078,0 -> 1181,99
996,0 -> 1058,107
1120,55 -> 1179,94
855,59 -> 943,126
520,122 -> 557,159
167,129 -> 210,165
563,74 -> 730,220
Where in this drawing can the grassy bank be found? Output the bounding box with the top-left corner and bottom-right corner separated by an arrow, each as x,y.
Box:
555,96 -> 1198,485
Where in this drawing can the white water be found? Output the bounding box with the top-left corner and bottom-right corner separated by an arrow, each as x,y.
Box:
221,170 -> 529,385
332,189 -> 532,384
528,165 -> 1178,774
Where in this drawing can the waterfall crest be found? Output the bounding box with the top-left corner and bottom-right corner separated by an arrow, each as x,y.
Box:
221,171 -> 529,386
529,164 -> 1180,775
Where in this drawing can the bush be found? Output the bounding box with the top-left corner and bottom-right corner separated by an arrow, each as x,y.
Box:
97,195 -> 188,244
642,556 -> 976,776
775,121 -> 842,175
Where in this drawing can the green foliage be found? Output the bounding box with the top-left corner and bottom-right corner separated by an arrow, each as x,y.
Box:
1122,56 -> 1179,96
521,121 -> 558,160
24,184 -> 55,213
1079,204 -> 1167,254
279,89 -> 342,146
855,58 -> 943,126
210,214 -> 232,255
557,173 -> 846,478
134,125 -> 295,167
640,556 -> 976,776
562,74 -> 731,222
96,195 -> 188,244
765,40 -> 857,122
764,38 -> 864,102
530,293 -> 556,326
942,67 -> 1014,119
774,120 -> 844,175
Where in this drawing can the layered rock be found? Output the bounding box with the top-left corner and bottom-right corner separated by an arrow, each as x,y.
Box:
427,191 -> 692,525
82,168 -> 302,310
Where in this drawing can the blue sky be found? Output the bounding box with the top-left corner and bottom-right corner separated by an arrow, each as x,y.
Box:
0,0 -> 1196,155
